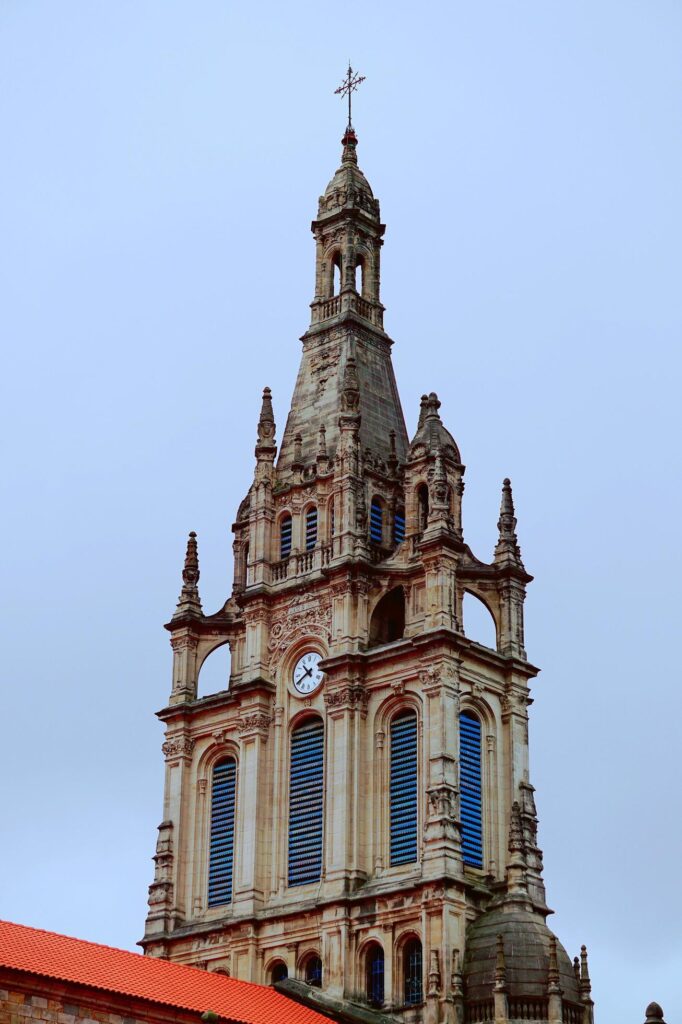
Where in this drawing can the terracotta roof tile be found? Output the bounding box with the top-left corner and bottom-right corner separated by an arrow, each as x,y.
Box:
0,920 -> 327,1024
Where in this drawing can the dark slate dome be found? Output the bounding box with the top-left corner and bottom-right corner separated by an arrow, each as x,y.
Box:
463,907 -> 580,1003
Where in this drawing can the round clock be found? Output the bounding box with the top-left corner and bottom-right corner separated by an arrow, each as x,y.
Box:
292,651 -> 324,695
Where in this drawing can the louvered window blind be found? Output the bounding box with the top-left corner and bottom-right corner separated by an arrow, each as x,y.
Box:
207,758 -> 237,906
280,515 -> 292,559
305,507 -> 318,550
288,719 -> 324,886
460,711 -> 483,867
390,711 -> 418,865
370,499 -> 383,545
393,508 -> 406,544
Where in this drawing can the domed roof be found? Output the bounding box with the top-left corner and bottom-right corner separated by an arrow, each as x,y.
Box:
317,129 -> 379,220
408,392 -> 461,463
463,907 -> 580,1003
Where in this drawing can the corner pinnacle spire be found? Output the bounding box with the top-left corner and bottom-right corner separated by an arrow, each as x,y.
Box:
494,477 -> 524,567
255,386 -> 276,457
172,531 -> 202,619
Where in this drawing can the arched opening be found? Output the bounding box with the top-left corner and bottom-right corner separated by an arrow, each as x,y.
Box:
207,758 -> 237,907
417,484 -> 429,531
369,497 -> 384,546
390,711 -> 418,866
332,252 -> 342,296
460,710 -> 483,868
303,954 -> 322,987
288,717 -> 324,887
354,255 -> 365,295
369,587 -> 405,647
365,943 -> 385,1007
403,938 -> 423,1006
462,592 -> 497,650
328,497 -> 336,539
305,505 -> 318,551
279,513 -> 292,560
197,643 -> 231,698
393,506 -> 406,545
270,961 -> 288,984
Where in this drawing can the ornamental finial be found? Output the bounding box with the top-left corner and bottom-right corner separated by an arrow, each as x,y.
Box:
334,61 -> 365,131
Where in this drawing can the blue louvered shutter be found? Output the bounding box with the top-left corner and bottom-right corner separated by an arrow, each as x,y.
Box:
370,499 -> 383,545
460,711 -> 483,867
288,719 -> 324,886
390,711 -> 418,865
207,758 -> 237,906
280,514 -> 293,558
305,506 -> 318,550
393,507 -> 406,545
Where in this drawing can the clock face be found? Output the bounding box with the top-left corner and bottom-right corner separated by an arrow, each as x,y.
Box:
292,651 -> 324,695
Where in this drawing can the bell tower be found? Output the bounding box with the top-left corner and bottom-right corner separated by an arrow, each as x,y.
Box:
141,109 -> 594,1024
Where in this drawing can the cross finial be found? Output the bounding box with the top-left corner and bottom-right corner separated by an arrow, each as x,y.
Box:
334,62 -> 365,129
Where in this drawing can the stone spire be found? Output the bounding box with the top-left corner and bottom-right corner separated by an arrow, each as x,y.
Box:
494,478 -> 524,567
506,800 -> 530,901
493,934 -> 509,1023
547,935 -> 563,1024
255,386 -> 276,458
172,531 -> 202,620
579,945 -> 594,1024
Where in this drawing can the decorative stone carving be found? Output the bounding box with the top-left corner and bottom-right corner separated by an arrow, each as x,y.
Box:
323,685 -> 369,712
237,712 -> 272,736
267,595 -> 332,668
162,736 -> 195,761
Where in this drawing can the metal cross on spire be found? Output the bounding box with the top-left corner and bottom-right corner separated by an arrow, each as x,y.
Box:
334,62 -> 366,129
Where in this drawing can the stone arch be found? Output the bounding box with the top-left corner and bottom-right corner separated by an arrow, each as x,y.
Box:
197,639 -> 231,698
369,586 -> 405,646
462,589 -> 498,650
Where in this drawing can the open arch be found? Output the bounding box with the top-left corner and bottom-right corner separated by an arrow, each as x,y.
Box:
197,642 -> 231,698
331,251 -> 342,296
369,587 -> 405,647
269,960 -> 288,984
301,953 -> 322,987
462,591 -> 497,650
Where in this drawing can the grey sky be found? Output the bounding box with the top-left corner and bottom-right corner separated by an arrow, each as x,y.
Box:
1,2 -> 680,1020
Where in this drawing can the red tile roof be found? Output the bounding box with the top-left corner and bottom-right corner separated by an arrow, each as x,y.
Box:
0,920 -> 328,1024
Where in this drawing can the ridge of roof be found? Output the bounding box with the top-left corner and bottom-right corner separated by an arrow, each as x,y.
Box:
0,919 -> 329,1024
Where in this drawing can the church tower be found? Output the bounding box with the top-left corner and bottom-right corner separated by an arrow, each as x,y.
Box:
141,112 -> 594,1024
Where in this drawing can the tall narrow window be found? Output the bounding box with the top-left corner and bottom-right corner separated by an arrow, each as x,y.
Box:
393,506 -> 406,545
280,513 -> 292,559
417,484 -> 429,531
305,506 -> 318,551
329,499 -> 336,538
207,758 -> 237,907
288,719 -> 324,886
370,498 -> 383,545
366,944 -> 385,1007
403,938 -> 423,1005
460,711 -> 483,868
390,711 -> 418,865
270,962 -> 288,984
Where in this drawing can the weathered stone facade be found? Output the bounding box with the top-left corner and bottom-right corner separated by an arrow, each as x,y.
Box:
141,126 -> 595,1024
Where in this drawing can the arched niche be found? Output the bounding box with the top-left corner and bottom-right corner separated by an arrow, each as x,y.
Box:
369,587 -> 405,647
197,641 -> 231,698
462,592 -> 497,650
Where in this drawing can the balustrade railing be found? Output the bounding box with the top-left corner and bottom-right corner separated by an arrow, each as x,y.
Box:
508,998 -> 548,1021
465,1000 -> 494,1023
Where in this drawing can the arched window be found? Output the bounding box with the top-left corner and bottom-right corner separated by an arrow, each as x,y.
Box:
280,513 -> 292,559
369,587 -> 405,647
305,506 -> 318,551
403,938 -> 423,1005
390,710 -> 418,866
270,961 -> 288,984
417,484 -> 429,531
288,718 -> 324,886
332,252 -> 342,296
460,710 -> 483,868
329,498 -> 336,538
304,955 -> 322,987
366,944 -> 385,1007
207,758 -> 237,907
393,506 -> 406,545
370,497 -> 384,545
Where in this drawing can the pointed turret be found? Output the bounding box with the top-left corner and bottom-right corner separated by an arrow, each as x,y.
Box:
172,531 -> 202,620
547,936 -> 563,1023
579,946 -> 594,1024
255,385 -> 276,459
494,478 -> 524,567
506,800 -> 531,903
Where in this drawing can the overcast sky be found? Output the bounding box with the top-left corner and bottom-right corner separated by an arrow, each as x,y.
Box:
1,2 -> 681,1021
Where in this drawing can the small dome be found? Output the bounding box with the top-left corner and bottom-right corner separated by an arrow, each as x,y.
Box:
645,1003 -> 665,1022
318,129 -> 379,220
408,392 -> 461,463
463,907 -> 580,1003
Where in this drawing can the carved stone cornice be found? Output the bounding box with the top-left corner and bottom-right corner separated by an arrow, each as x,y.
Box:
323,684 -> 369,714
237,711 -> 273,738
